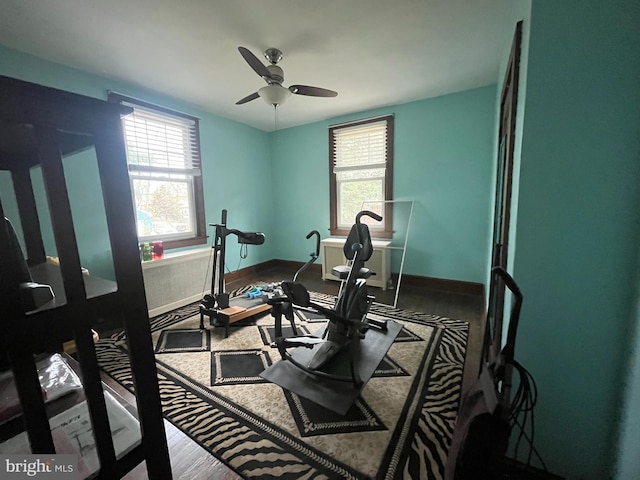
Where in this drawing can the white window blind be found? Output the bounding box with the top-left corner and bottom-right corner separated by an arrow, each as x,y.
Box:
333,120 -> 388,174
121,103 -> 201,177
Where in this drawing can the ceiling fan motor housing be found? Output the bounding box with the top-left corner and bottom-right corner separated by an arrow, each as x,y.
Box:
266,64 -> 284,84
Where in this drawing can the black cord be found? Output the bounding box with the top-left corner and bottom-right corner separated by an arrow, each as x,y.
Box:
225,245 -> 247,275
508,360 -> 549,474
201,246 -> 215,298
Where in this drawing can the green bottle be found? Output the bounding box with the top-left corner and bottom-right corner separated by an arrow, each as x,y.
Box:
142,242 -> 152,261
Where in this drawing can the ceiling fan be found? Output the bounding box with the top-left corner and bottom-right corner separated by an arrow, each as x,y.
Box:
235,46 -> 338,107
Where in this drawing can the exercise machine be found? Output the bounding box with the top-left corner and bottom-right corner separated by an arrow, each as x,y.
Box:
445,267 -> 545,479
199,209 -> 269,337
258,229 -> 322,338
263,211 -> 400,404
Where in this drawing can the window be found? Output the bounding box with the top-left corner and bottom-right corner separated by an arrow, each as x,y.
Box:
109,92 -> 206,249
329,115 -> 394,237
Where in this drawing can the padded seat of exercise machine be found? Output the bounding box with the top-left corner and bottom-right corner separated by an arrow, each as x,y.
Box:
331,264 -> 372,280
331,221 -> 375,281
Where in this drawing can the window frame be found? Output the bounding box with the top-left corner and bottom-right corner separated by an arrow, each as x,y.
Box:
108,92 -> 207,250
329,115 -> 394,238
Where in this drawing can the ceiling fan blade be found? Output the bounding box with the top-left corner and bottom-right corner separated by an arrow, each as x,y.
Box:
238,46 -> 272,81
289,85 -> 338,97
236,92 -> 260,105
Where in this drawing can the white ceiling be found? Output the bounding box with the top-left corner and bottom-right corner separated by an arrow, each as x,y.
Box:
0,0 -> 522,131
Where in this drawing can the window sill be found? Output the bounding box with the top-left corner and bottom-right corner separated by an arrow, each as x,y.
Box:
160,235 -> 208,250
329,228 -> 392,239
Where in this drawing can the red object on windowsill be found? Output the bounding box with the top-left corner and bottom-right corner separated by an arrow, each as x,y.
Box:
152,241 -> 164,260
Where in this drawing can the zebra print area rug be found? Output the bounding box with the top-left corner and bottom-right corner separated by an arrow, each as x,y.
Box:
96,292 -> 469,479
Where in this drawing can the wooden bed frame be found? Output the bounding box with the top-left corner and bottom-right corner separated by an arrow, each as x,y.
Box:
0,75 -> 172,478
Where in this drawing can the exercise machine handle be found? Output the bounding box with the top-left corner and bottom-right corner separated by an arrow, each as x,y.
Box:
351,210 -> 383,253
356,210 -> 383,225
293,230 -> 321,282
306,230 -> 321,258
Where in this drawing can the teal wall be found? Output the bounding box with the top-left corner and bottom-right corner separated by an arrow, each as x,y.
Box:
512,1 -> 640,478
618,268 -> 640,478
0,45 -> 496,285
0,46 -> 274,279
271,86 -> 497,284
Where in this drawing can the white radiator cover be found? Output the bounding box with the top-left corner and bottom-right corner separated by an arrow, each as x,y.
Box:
320,238 -> 392,290
141,247 -> 213,317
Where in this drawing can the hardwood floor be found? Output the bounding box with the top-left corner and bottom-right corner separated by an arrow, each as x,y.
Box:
107,264 -> 486,479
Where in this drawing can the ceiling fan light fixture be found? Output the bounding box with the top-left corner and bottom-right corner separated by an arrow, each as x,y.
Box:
258,84 -> 291,106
